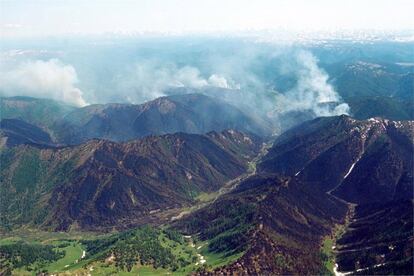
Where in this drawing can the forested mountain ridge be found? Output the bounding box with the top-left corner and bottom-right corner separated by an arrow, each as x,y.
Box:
259,115 -> 413,204
0,94 -> 272,145
0,129 -> 262,231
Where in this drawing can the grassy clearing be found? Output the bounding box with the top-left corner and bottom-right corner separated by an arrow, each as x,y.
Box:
195,192 -> 218,203
44,240 -> 84,272
0,236 -> 22,245
0,228 -> 98,242
247,160 -> 256,173
199,244 -> 243,269
321,236 -> 335,275
68,263 -> 171,276
0,230 -> 89,275
320,223 -> 348,275
1,239 -> 85,275
1,227 -> 244,275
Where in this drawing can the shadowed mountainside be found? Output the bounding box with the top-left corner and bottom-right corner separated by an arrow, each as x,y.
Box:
259,115 -> 413,204
0,130 -> 262,231
172,115 -> 413,275
0,94 -> 273,145
0,119 -> 53,148
0,96 -> 75,129
335,200 -> 413,274
174,174 -> 347,275
53,94 -> 272,144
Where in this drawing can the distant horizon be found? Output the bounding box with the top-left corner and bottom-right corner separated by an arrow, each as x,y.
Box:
2,0 -> 414,38
2,29 -> 414,46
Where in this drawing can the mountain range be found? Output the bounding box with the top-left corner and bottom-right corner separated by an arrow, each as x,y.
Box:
0,94 -> 272,145
259,115 -> 413,203
0,94 -> 413,275
172,115 -> 413,275
0,128 -> 262,231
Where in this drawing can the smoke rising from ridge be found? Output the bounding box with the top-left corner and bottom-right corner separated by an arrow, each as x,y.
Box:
0,39 -> 350,129
93,46 -> 349,120
273,50 -> 349,117
0,59 -> 87,106
112,62 -> 240,103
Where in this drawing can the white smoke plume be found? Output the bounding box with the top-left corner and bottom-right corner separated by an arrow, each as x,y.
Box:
113,61 -> 239,103
208,74 -> 240,89
0,59 -> 87,106
274,51 -> 349,117
0,44 -> 348,124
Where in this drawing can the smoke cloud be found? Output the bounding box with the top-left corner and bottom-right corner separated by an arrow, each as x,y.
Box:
208,74 -> 240,90
273,51 -> 349,117
112,61 -> 239,103
0,59 -> 87,106
0,39 -> 349,130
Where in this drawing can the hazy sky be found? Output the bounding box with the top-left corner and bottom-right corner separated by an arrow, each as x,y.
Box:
1,0 -> 414,38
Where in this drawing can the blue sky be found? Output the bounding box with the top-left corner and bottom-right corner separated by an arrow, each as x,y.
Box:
1,0 -> 414,37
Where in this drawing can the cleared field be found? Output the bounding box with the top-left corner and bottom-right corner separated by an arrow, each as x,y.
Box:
1,227 -> 243,275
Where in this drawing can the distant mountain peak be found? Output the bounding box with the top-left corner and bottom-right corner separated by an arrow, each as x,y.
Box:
53,93 -> 272,144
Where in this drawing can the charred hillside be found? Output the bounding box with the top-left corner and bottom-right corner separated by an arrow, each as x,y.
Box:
0,119 -> 54,148
173,115 -> 413,275
0,130 -> 262,231
335,200 -> 413,275
259,115 -> 413,204
173,174 -> 347,275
